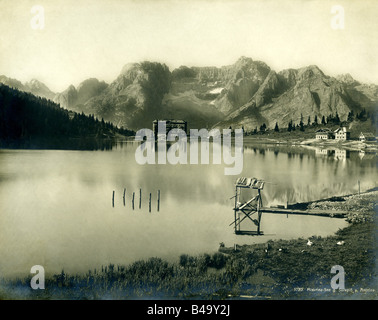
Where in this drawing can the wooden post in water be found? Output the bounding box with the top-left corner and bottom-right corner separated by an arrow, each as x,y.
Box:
123,188 -> 126,206
139,188 -> 142,209
132,192 -> 135,210
157,190 -> 160,211
149,193 -> 151,212
112,190 -> 115,208
358,180 -> 361,195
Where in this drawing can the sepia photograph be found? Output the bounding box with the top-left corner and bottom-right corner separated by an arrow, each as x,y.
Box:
0,0 -> 377,305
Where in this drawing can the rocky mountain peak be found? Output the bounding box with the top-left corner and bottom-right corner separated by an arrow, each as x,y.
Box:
115,62 -> 170,91
0,75 -> 26,91
119,63 -> 142,79
296,65 -> 325,81
76,78 -> 108,105
26,78 -> 45,88
0,75 -> 55,100
66,85 -> 77,92
228,57 -> 270,80
336,73 -> 360,86
25,79 -> 55,100
6,56 -> 374,133
234,56 -> 254,67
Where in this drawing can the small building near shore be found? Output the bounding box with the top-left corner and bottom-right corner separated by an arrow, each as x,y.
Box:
359,132 -> 375,142
334,127 -> 350,141
315,128 -> 333,140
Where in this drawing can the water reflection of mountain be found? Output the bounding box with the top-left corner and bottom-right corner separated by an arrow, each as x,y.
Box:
243,144 -> 315,158
244,144 -> 376,163
111,142 -> 377,208
243,145 -> 376,205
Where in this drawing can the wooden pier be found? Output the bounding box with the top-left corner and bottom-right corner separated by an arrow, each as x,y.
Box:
260,207 -> 347,218
232,177 -> 265,235
231,177 -> 348,236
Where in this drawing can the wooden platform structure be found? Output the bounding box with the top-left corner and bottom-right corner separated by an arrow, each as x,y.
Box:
231,177 -> 265,235
260,207 -> 347,218
231,177 -> 348,236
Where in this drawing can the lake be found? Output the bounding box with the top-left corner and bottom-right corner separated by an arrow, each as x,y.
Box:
0,142 -> 376,277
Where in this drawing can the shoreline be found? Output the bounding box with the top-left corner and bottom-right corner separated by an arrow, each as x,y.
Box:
2,134 -> 377,153
243,136 -> 378,152
1,190 -> 376,300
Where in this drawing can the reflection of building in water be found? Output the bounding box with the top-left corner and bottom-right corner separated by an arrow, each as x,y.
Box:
315,148 -> 329,156
315,128 -> 333,140
334,127 -> 350,141
334,149 -> 349,160
358,150 -> 375,161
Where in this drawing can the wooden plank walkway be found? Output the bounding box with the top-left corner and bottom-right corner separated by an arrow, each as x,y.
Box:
260,207 -> 348,218
235,230 -> 263,236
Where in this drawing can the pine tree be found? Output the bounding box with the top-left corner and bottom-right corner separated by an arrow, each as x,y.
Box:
357,109 -> 367,121
335,112 -> 340,124
299,119 -> 305,132
347,111 -> 354,122
274,122 -> 279,132
287,120 -> 293,132
0,83 -> 135,148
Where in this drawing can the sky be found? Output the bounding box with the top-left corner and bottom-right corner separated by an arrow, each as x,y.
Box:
0,0 -> 377,92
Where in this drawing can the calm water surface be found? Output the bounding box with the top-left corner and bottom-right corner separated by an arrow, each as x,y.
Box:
0,142 -> 376,277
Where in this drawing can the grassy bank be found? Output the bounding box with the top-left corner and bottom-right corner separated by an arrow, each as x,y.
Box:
1,193 -> 376,300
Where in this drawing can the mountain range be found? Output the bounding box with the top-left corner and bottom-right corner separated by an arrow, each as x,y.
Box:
1,56 -> 377,131
0,76 -> 56,101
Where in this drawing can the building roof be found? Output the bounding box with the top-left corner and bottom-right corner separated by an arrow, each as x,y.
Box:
360,132 -> 375,138
315,128 -> 331,133
334,127 -> 349,133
